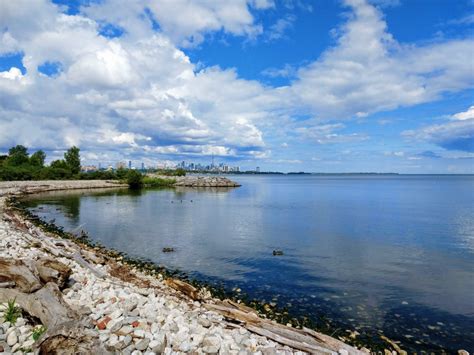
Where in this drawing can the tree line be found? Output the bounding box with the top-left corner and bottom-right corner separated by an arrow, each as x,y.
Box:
0,145 -> 187,184
0,145 -> 125,181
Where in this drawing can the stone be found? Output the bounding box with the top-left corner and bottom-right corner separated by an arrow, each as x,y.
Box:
458,351 -> 469,355
179,340 -> 191,352
107,318 -> 123,332
198,317 -> 212,328
6,331 -> 17,347
11,343 -> 21,353
135,337 -> 150,351
339,350 -> 349,355
262,347 -> 277,355
97,316 -> 112,330
150,334 -> 166,353
202,336 -> 221,354
23,339 -> 35,348
134,329 -> 145,338
123,335 -> 133,347
118,325 -> 134,335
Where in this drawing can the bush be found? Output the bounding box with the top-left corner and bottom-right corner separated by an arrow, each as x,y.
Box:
126,170 -> 143,188
142,176 -> 176,187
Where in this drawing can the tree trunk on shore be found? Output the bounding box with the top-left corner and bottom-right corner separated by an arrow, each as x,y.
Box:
0,257 -> 111,354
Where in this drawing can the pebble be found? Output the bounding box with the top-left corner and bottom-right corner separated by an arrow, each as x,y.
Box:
6,331 -> 17,346
135,337 -> 150,351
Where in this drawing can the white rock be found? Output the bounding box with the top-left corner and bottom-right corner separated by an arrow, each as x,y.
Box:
135,337 -> 150,351
23,339 -> 35,348
6,331 -> 17,346
202,336 -> 221,353
134,329 -> 145,338
123,334 -> 133,347
149,334 -> 166,353
107,318 -> 123,332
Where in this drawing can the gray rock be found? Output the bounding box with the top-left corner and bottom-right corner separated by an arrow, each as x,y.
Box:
135,337 -> 150,351
198,317 -> 212,328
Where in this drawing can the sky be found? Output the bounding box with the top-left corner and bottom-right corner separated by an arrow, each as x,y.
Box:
0,0 -> 473,173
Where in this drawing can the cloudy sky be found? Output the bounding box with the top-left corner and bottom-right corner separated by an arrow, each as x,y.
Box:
0,0 -> 473,172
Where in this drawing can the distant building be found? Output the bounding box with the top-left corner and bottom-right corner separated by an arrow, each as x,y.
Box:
141,162 -> 145,170
256,166 -> 260,172
81,165 -> 97,172
128,160 -> 132,169
116,161 -> 126,169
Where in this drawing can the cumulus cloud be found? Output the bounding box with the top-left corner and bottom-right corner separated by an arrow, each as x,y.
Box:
403,107 -> 474,152
0,0 -> 472,166
83,0 -> 273,47
290,0 -> 474,119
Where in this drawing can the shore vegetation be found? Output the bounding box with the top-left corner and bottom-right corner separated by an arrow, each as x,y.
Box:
0,145 -> 182,188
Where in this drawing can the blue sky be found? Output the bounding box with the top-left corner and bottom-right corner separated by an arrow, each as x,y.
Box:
0,0 -> 473,173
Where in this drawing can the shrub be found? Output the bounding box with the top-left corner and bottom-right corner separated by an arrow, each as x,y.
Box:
126,170 -> 143,188
142,176 -> 176,187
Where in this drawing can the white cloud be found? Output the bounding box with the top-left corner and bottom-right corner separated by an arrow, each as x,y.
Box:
403,107 -> 474,152
267,14 -> 296,41
0,0 -> 472,166
452,106 -> 474,121
290,0 -> 474,119
295,122 -> 369,144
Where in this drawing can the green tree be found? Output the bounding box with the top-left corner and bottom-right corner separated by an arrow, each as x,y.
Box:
30,150 -> 46,167
7,145 -> 29,166
64,146 -> 81,174
50,159 -> 69,169
126,170 -> 143,189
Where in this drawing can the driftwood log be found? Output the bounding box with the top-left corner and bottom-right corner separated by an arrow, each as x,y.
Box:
0,257 -> 110,354
204,300 -> 365,355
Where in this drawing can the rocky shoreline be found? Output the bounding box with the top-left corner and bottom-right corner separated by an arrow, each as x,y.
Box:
147,175 -> 241,188
0,180 -> 365,354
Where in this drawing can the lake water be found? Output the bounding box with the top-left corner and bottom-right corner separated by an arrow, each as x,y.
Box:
23,175 -> 474,351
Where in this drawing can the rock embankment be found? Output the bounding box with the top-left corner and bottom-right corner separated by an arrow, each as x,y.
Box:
149,175 -> 241,188
0,181 -> 364,354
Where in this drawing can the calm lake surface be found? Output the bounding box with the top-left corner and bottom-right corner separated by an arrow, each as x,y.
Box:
24,175 -> 474,351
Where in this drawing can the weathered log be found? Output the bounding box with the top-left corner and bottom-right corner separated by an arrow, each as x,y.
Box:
0,282 -> 78,327
36,320 -> 112,355
165,278 -> 200,300
246,324 -> 335,354
35,258 -> 72,289
0,258 -> 42,293
205,299 -> 365,355
71,251 -> 107,279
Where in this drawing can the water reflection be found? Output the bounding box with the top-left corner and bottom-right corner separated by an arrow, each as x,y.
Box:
23,175 -> 474,351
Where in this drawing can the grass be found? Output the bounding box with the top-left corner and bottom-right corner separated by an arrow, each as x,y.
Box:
4,298 -> 22,324
32,325 -> 47,341
142,176 -> 176,187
